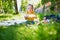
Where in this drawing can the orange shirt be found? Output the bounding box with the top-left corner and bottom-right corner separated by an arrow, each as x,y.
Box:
25,11 -> 36,21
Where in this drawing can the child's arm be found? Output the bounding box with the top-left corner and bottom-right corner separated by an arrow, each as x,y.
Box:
24,14 -> 28,20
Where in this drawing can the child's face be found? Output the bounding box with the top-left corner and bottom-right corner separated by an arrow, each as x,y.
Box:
27,6 -> 33,12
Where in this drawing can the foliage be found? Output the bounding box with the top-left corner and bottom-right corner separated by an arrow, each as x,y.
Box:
0,14 -> 20,21
21,0 -> 28,11
0,0 -> 15,14
35,2 -> 41,10
41,0 -> 50,4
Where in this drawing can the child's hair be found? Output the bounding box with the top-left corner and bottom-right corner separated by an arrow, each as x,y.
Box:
28,4 -> 33,9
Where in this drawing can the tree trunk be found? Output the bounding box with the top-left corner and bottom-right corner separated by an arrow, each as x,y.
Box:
14,0 -> 18,14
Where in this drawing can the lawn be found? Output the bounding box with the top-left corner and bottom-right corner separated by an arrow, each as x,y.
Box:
0,21 -> 60,40
0,14 -> 20,22
0,13 -> 60,40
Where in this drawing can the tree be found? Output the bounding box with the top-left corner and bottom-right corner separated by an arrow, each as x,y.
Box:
21,0 -> 28,11
0,0 -> 2,13
14,0 -> 18,14
50,0 -> 60,11
0,0 -> 18,14
1,0 -> 14,13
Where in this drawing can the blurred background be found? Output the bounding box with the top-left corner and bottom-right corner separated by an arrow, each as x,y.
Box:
0,0 -> 60,40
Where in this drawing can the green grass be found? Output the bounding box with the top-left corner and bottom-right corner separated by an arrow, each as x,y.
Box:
0,20 -> 60,40
0,14 -> 20,21
0,12 -> 60,40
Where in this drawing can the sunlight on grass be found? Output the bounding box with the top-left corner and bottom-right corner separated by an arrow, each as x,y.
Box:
0,14 -> 21,21
0,23 -> 59,40
29,25 -> 38,30
48,29 -> 57,35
